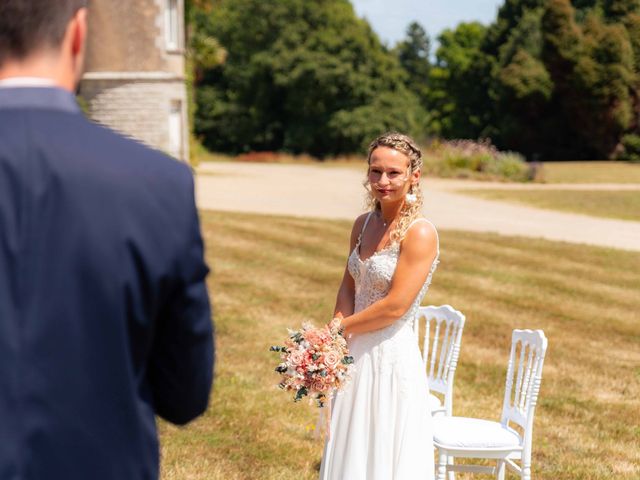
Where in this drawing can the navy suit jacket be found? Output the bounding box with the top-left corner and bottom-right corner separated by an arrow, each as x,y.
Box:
0,87 -> 214,479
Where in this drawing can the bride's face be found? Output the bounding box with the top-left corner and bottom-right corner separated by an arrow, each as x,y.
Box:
367,147 -> 417,204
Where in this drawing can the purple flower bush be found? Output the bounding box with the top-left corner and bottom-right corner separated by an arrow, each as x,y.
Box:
424,139 -> 534,182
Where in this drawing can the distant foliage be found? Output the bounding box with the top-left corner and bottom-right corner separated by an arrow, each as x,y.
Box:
618,134 -> 640,162
188,0 -> 640,161
419,0 -> 640,160
235,151 -> 316,163
424,140 -> 532,181
395,22 -> 431,112
185,0 -> 226,165
194,0 -> 426,157
426,22 -> 490,140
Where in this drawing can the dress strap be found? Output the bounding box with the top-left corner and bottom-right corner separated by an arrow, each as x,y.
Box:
355,212 -> 374,251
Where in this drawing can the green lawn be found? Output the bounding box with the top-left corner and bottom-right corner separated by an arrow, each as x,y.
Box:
459,189 -> 640,222
541,161 -> 640,184
159,211 -> 640,479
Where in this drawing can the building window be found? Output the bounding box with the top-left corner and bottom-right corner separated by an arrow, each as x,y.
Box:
165,0 -> 180,50
168,100 -> 183,159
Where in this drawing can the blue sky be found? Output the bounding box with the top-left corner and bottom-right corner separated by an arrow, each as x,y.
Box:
350,0 -> 504,46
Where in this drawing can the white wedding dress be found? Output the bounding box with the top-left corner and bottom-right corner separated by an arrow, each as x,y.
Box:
319,214 -> 438,480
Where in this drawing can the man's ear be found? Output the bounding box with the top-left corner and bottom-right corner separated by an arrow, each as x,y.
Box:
70,8 -> 88,57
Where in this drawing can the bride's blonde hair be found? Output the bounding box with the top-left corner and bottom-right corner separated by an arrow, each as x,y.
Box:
364,132 -> 424,245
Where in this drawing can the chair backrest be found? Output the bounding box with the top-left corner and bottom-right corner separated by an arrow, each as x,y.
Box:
414,305 -> 466,414
501,329 -> 548,450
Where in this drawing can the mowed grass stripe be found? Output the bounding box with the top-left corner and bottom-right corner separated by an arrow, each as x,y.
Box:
437,232 -> 638,341
541,161 -> 640,184
459,189 -> 640,222
159,211 -> 640,479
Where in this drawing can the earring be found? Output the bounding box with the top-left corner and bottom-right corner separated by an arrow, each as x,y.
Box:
405,184 -> 417,205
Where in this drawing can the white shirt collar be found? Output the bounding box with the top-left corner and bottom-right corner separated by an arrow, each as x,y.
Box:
0,77 -> 57,88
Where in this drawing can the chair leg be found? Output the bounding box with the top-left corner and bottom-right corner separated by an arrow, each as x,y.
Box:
496,460 -> 506,480
436,450 -> 448,480
521,463 -> 531,480
447,455 -> 455,480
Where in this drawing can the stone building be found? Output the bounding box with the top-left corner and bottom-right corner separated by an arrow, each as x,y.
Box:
80,0 -> 189,162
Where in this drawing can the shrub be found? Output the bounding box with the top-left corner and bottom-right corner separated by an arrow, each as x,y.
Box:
424,139 -> 531,181
618,134 -> 640,163
235,151 -> 316,163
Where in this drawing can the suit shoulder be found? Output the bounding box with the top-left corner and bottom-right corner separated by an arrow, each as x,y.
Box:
82,119 -> 192,179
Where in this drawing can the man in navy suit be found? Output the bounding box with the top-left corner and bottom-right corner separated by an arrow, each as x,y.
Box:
0,1 -> 214,478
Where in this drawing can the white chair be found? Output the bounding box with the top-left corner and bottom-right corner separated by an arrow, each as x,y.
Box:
414,305 -> 466,417
433,329 -> 548,480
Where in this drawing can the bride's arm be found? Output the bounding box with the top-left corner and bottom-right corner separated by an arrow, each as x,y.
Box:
341,221 -> 438,335
334,265 -> 355,318
333,214 -> 367,318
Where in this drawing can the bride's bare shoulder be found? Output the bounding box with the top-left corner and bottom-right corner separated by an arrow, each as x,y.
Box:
403,218 -> 439,254
353,212 -> 371,231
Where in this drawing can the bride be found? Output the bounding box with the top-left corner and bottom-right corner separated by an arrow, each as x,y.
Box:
319,132 -> 439,479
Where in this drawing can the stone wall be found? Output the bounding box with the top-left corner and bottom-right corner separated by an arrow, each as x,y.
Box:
80,75 -> 189,161
85,0 -> 185,75
81,0 -> 190,162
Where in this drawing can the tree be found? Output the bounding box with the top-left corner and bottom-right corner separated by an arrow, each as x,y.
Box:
427,22 -> 491,139
185,0 -> 226,163
389,0 -> 640,159
604,0 -> 640,20
539,0 -> 636,158
396,22 -> 431,108
195,0 -> 426,156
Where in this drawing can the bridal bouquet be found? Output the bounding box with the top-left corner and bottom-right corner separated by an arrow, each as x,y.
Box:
270,318 -> 354,408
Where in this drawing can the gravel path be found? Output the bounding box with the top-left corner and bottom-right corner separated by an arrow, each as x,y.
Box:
195,162 -> 640,252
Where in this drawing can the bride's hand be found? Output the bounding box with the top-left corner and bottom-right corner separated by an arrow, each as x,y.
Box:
330,312 -> 344,330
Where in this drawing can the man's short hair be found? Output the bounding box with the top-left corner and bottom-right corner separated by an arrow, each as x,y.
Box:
0,0 -> 88,65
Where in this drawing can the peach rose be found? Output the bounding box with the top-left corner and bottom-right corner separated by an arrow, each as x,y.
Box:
288,350 -> 304,366
311,379 -> 328,393
304,330 -> 322,346
323,351 -> 341,368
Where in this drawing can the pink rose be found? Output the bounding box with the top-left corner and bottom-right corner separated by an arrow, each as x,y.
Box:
311,379 -> 328,393
323,351 -> 341,368
304,330 -> 322,346
289,350 -> 304,366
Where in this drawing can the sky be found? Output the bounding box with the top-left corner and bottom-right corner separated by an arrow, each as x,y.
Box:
350,0 -> 504,46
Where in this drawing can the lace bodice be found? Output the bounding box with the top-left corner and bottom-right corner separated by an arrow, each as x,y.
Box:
347,214 -> 440,344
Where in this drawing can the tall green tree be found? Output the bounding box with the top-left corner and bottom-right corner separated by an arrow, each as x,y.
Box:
427,22 -> 490,139
395,22 -> 431,108
424,0 -> 640,159
539,0 -> 635,158
195,0 -> 426,156
604,0 -> 640,19
185,0 -> 226,163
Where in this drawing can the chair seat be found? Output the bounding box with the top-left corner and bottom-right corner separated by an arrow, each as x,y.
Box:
429,393 -> 443,412
433,416 -> 522,450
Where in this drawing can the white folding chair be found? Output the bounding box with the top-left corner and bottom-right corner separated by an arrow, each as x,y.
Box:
414,305 -> 466,417
433,329 -> 548,480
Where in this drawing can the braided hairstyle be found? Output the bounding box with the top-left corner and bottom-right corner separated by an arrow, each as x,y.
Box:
364,132 -> 424,245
